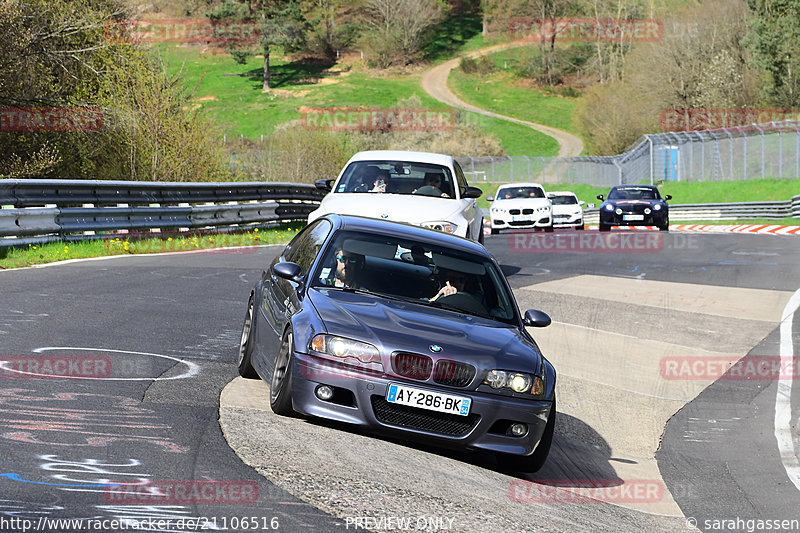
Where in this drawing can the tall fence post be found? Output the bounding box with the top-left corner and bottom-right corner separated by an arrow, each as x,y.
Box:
647,135 -> 654,185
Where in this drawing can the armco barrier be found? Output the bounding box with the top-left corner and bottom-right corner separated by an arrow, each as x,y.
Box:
0,179 -> 325,247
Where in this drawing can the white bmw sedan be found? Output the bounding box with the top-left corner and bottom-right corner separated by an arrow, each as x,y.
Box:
547,191 -> 585,230
487,183 -> 552,234
308,150 -> 485,243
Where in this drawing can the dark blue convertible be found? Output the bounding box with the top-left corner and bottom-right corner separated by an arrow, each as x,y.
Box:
238,214 -> 556,472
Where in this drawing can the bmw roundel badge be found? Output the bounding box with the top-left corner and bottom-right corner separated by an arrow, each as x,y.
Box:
381,213 -> 389,219
429,345 -> 443,353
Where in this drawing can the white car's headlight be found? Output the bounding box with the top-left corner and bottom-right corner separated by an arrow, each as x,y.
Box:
491,207 -> 506,213
421,221 -> 456,234
309,334 -> 381,364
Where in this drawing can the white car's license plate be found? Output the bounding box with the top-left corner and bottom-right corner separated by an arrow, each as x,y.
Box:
386,384 -> 471,416
511,215 -> 532,222
623,214 -> 644,221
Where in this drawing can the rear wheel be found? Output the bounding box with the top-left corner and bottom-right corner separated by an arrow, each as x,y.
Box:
270,329 -> 296,416
237,296 -> 259,379
496,401 -> 556,473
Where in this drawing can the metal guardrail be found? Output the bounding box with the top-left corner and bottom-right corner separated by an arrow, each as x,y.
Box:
0,179 -> 324,248
581,195 -> 800,224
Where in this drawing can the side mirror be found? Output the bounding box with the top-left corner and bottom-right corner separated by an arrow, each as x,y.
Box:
462,186 -> 483,199
315,179 -> 334,191
664,194 -> 672,201
523,309 -> 551,328
579,200 -> 586,206
596,194 -> 604,201
273,262 -> 303,283
486,196 -> 494,202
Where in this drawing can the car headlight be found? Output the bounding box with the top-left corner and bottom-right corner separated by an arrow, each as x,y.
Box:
537,206 -> 550,212
483,370 -> 545,396
653,204 -> 662,211
644,208 -> 651,215
309,334 -> 380,364
421,221 -> 456,233
604,204 -> 614,211
491,207 -> 506,214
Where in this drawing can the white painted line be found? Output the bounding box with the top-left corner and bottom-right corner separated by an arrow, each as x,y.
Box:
775,288 -> 800,491
2,347 -> 204,381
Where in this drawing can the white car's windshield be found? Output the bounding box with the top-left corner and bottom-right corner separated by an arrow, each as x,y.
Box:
335,160 -> 455,198
312,231 -> 518,324
550,195 -> 578,205
497,187 -> 545,199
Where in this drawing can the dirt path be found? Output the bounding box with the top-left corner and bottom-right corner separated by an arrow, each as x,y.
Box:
421,42 -> 584,157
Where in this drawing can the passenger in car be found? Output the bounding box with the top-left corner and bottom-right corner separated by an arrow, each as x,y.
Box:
413,173 -> 449,197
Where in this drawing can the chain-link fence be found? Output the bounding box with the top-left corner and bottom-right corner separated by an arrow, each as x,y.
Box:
457,120 -> 800,188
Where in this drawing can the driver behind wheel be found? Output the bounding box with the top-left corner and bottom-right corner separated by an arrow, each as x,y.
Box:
430,269 -> 468,301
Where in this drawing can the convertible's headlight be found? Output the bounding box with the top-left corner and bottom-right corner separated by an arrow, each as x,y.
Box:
421,221 -> 456,234
483,370 -> 544,396
653,204 -> 662,211
604,204 -> 614,211
309,334 -> 380,364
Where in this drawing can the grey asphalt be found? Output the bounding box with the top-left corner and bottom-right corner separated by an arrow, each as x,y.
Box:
0,230 -> 798,532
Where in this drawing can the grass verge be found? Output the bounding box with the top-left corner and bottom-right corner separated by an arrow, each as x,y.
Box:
0,224 -> 301,270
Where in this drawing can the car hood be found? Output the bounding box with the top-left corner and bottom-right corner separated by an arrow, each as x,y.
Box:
551,204 -> 582,215
491,198 -> 550,209
308,288 -> 542,373
316,193 -> 465,224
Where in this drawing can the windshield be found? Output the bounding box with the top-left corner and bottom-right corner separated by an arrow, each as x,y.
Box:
550,195 -> 578,205
496,186 -> 545,199
311,231 -> 518,324
335,160 -> 455,198
608,187 -> 659,200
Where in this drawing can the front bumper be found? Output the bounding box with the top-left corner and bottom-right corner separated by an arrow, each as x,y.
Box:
491,214 -> 552,231
290,352 -> 554,457
599,211 -> 667,227
552,213 -> 584,228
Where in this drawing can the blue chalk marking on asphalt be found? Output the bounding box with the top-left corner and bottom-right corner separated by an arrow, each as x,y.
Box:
0,473 -> 115,488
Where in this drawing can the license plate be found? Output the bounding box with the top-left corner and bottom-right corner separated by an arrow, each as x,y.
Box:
386,384 -> 471,416
623,214 -> 644,221
511,215 -> 531,223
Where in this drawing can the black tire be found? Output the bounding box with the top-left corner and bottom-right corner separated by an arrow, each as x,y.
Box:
577,223 -> 585,231
659,220 -> 669,231
270,329 -> 296,416
490,227 -> 500,235
496,401 -> 556,473
237,296 -> 259,379
478,220 -> 485,245
599,223 -> 610,232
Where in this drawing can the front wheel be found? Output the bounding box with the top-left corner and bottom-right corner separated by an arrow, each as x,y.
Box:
478,220 -> 485,245
496,401 -> 556,473
270,330 -> 296,416
659,220 -> 670,231
237,296 -> 259,379
599,223 -> 610,232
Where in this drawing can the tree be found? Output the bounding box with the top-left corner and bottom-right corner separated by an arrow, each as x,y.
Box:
364,0 -> 444,67
744,0 -> 800,106
209,0 -> 306,90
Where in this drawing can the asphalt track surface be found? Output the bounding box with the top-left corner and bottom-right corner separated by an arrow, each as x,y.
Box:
0,230 -> 798,532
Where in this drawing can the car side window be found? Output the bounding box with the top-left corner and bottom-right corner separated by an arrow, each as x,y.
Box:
285,219 -> 332,276
454,161 -> 469,197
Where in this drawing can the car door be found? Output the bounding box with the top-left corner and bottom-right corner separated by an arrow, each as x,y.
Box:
454,161 -> 480,239
259,219 -> 332,371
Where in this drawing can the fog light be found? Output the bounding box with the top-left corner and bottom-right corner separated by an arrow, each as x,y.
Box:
509,423 -> 527,437
644,208 -> 651,215
615,208 -> 623,215
315,385 -> 334,401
